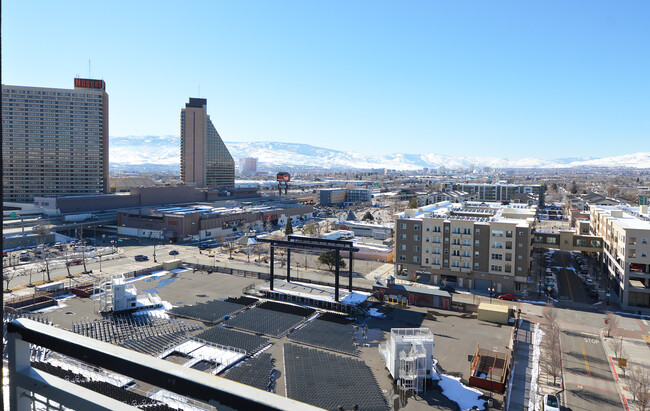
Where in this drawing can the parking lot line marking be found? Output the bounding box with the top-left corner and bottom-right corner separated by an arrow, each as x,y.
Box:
580,338 -> 591,375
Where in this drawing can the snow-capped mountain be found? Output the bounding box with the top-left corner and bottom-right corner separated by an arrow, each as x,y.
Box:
109,136 -> 650,171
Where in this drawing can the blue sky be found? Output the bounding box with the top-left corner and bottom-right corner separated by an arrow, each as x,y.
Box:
3,1 -> 649,159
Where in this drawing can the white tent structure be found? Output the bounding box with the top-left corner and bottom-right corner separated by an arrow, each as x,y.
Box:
95,274 -> 162,313
379,328 -> 435,394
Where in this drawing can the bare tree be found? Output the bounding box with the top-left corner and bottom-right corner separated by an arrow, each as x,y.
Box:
610,336 -> 624,359
32,224 -> 50,244
3,269 -> 16,293
629,366 -> 650,411
542,322 -> 562,385
543,300 -> 558,326
606,312 -> 618,338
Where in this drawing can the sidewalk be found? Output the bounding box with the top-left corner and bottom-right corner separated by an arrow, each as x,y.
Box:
507,320 -> 539,410
600,329 -> 650,411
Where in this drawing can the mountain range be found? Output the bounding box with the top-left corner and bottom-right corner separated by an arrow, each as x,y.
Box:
109,135 -> 650,172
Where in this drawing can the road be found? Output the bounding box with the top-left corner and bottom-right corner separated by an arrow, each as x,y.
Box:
552,251 -> 597,306
560,329 -> 623,410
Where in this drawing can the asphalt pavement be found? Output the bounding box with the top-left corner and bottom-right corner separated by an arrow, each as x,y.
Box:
560,329 -> 623,410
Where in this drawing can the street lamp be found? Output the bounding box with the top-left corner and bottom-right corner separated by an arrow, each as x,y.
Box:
488,284 -> 495,304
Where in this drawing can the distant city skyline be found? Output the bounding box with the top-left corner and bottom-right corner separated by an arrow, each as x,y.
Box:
3,1 -> 650,159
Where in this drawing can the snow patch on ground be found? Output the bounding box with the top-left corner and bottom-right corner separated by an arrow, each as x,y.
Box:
519,300 -> 547,306
368,308 -> 385,318
126,271 -> 169,283
132,300 -> 174,318
528,323 -> 545,411
438,374 -> 485,410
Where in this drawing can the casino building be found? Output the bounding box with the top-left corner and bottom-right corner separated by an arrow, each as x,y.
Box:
180,98 -> 235,189
2,78 -> 109,203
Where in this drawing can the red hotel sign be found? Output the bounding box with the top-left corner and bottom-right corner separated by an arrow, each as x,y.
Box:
74,78 -> 105,90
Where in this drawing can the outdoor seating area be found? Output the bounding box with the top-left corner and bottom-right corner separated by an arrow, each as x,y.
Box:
31,361 -> 182,411
120,332 -> 190,357
283,343 -> 387,411
223,352 -> 277,392
72,315 -> 201,345
169,297 -> 258,324
194,326 -> 270,354
224,301 -> 315,338
289,313 -> 357,355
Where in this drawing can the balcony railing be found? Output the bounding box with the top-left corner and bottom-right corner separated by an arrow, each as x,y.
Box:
7,319 -> 322,411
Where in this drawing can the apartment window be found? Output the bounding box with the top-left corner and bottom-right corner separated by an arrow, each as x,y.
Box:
425,237 -> 430,242
519,243 -> 523,248
433,237 -> 441,243
425,258 -> 429,264
433,226 -> 441,232
452,228 -> 461,234
475,251 -> 480,257
463,251 -> 471,257
414,224 -> 420,231
400,245 -> 407,251
452,261 -> 460,267
434,248 -> 441,254
400,223 -> 407,229
475,240 -> 480,246
400,234 -> 407,240
443,259 -> 449,267
445,238 -> 449,244
505,241 -> 513,250
426,226 -> 430,231
518,267 -> 523,272
445,226 -> 449,233
399,255 -> 406,261
474,262 -> 479,269
462,262 -> 471,268
452,239 -> 460,245
491,253 -> 503,260
475,229 -> 481,235
506,230 -> 513,238
519,232 -> 523,236
425,248 -> 429,254
414,246 -> 420,252
413,256 -> 420,263
434,259 -> 441,265
629,237 -> 637,245
463,240 -> 471,246
492,230 -> 504,237
414,235 -> 420,241
505,265 -> 512,273
492,242 -> 504,249
518,255 -> 523,260
490,265 -> 503,272
453,250 -> 460,256
642,238 -> 648,244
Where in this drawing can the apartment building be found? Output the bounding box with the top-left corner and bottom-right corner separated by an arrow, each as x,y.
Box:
441,183 -> 542,202
180,98 -> 235,189
395,202 -> 536,295
2,78 -> 109,202
590,205 -> 650,312
319,188 -> 371,206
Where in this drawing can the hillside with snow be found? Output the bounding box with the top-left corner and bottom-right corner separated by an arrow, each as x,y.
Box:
109,136 -> 650,172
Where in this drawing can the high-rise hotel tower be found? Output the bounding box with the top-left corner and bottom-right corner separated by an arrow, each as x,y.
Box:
180,98 -> 234,188
2,78 -> 109,203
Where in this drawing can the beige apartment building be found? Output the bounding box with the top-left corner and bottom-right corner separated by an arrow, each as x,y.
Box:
590,205 -> 650,312
2,78 -> 109,202
395,202 -> 536,295
180,98 -> 234,189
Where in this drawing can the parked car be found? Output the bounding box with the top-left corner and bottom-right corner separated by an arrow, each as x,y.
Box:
2,251 -> 7,258
543,394 -> 560,411
134,255 -> 149,262
169,250 -> 180,255
498,294 -> 518,301
66,258 -> 82,266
